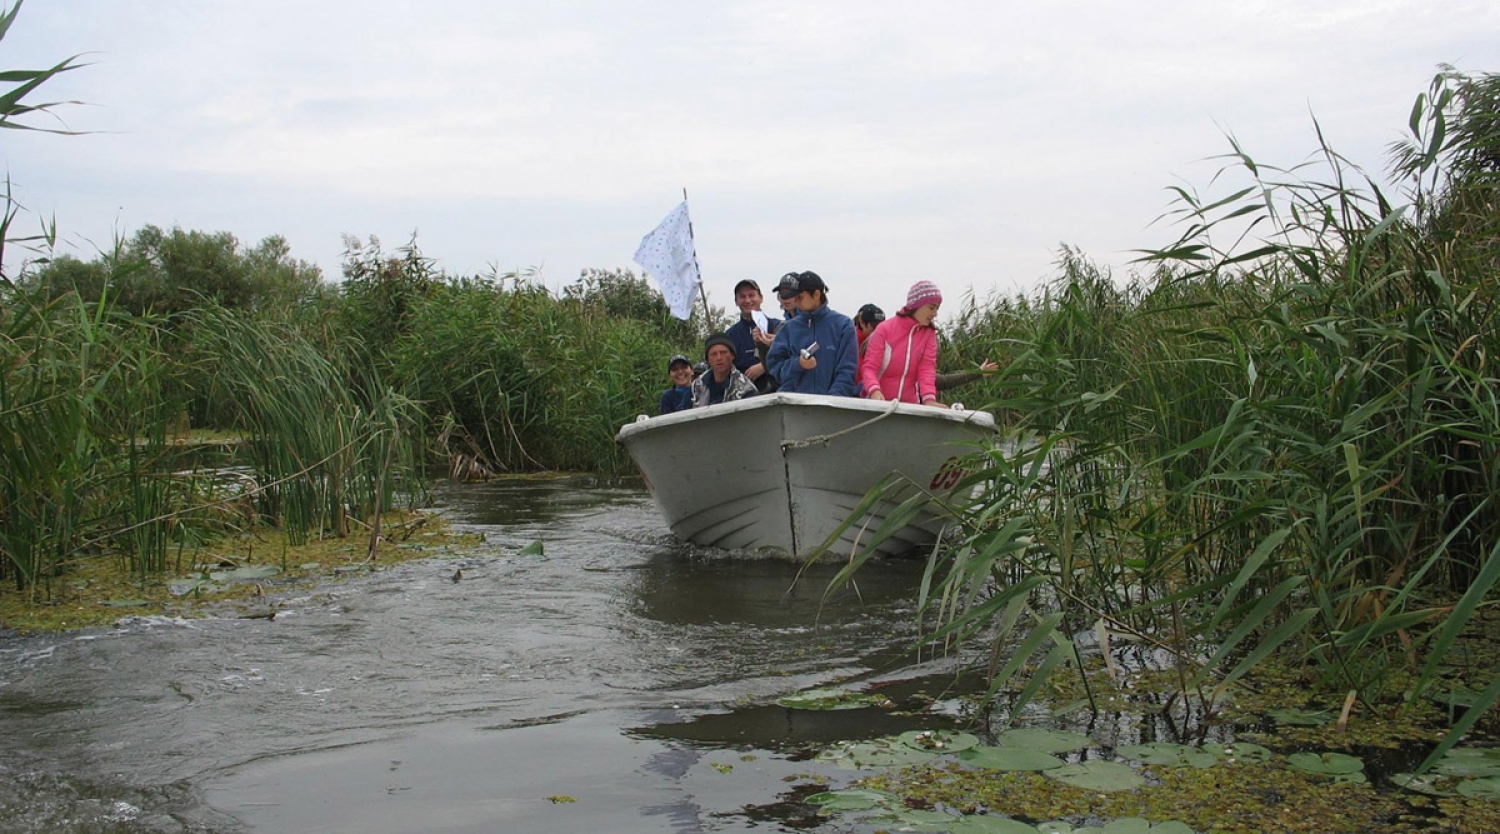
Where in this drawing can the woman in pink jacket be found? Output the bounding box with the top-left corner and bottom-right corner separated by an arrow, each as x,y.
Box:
859,280 -> 948,408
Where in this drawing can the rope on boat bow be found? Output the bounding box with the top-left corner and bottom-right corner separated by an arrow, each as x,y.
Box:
780,399 -> 903,451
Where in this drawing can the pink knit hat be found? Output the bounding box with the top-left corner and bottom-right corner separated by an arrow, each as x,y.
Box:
903,280 -> 943,313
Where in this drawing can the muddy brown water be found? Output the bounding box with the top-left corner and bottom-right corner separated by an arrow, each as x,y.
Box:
0,476 -> 976,833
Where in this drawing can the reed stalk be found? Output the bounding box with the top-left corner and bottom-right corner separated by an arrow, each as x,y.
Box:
844,71 -> 1500,757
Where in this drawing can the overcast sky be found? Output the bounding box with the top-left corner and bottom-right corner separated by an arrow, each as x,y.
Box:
4,1 -> 1496,316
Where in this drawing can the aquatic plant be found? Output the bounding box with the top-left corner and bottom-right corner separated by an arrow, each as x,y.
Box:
776,686 -> 893,710
831,69 -> 1500,766
0,282 -> 235,592
188,305 -> 425,546
387,262 -> 699,473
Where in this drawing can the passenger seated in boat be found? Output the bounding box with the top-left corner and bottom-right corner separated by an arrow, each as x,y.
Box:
691,333 -> 758,407
766,271 -> 859,397
854,300 -> 992,392
854,303 -> 886,358
726,278 -> 781,393
658,353 -> 695,415
859,280 -> 948,408
775,272 -> 800,322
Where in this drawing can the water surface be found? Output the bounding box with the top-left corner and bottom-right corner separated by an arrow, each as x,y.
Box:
0,477 -> 950,833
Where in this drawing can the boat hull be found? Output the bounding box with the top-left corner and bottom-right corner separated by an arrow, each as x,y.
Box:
616,392 -> 996,558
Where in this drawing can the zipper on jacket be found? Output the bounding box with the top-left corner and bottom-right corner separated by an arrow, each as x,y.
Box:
897,327 -> 915,401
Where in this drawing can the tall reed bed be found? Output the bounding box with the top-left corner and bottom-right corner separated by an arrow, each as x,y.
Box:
188,307 -> 426,546
858,71 -> 1500,760
0,284 -> 428,597
0,288 -> 197,593
4,239 -> 696,600
390,272 -> 692,474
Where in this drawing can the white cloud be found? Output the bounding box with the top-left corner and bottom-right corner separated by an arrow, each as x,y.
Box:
4,0 -> 1497,306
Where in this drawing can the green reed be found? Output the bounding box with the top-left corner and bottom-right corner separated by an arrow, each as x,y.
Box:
389,271 -> 692,475
0,287 -> 198,592
188,307 -> 425,546
843,71 -> 1500,762
0,278 -> 436,597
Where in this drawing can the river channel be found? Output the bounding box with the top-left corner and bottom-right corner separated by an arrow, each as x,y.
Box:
0,476 -> 977,833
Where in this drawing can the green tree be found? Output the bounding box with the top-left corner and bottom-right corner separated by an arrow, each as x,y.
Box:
563,267 -> 719,343
24,225 -> 324,317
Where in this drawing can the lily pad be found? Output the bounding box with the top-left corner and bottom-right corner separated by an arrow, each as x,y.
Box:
1114,743 -> 1218,769
1456,775 -> 1500,799
1432,747 -> 1500,779
1286,751 -> 1364,777
168,577 -> 219,595
1075,821 -> 1196,834
869,807 -> 962,831
806,788 -> 899,812
208,565 -> 281,582
1090,820 -> 1151,834
777,687 -> 889,710
819,736 -> 939,769
1046,761 -> 1146,792
958,745 -> 1066,772
994,728 -> 1095,753
1214,742 -> 1276,763
1434,756 -> 1500,779
1267,708 -> 1332,726
1037,823 -> 1075,834
900,729 -> 979,753
1442,746 -> 1500,760
1391,772 -> 1457,797
947,815 -> 1044,834
1095,821 -> 1154,834
518,539 -> 545,556
1431,687 -> 1485,709
1140,824 -> 1196,834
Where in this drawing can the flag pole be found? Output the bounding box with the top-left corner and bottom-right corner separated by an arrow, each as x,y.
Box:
683,187 -> 713,330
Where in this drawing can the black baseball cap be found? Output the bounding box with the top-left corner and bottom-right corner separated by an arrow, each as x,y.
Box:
668,353 -> 691,369
778,270 -> 827,299
774,272 -> 800,299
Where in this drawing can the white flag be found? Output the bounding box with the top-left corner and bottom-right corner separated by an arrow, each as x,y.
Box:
632,201 -> 700,320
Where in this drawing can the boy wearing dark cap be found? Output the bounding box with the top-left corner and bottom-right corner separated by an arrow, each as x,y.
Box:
765,271 -> 860,397
658,354 -> 696,414
690,333 -> 758,407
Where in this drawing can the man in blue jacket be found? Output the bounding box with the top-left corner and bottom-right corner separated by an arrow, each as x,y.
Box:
724,278 -> 780,393
765,271 -> 859,397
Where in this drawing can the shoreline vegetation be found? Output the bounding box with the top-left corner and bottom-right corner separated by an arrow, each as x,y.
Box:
5,3 -> 1500,821
0,505 -> 478,633
814,64 -> 1500,801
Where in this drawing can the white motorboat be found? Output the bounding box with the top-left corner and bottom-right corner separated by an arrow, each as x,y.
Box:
615,392 -> 998,558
